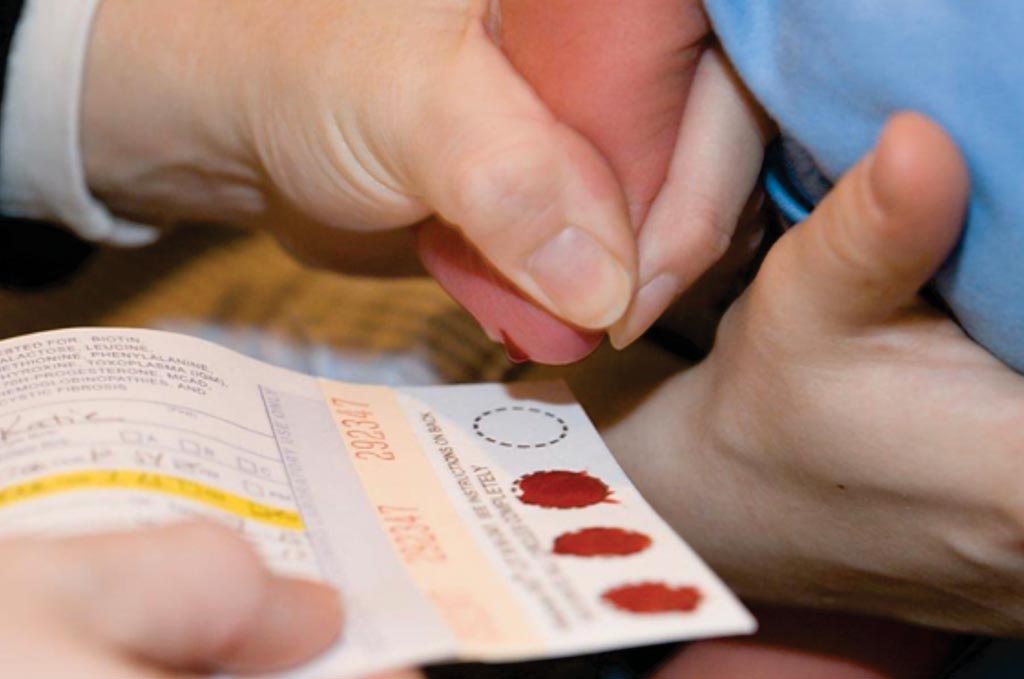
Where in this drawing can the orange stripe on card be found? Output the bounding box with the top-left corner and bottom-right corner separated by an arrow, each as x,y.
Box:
320,380 -> 541,659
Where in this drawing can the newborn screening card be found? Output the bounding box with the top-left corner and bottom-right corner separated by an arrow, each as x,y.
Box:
0,328 -> 754,678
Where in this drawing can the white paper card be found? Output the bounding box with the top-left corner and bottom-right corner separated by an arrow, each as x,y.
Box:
0,328 -> 754,677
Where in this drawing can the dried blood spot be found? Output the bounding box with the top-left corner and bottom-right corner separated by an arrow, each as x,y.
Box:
553,527 -> 652,557
602,582 -> 702,614
514,470 -> 614,509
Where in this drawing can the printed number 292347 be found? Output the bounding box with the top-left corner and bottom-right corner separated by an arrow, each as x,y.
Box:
330,398 -> 396,462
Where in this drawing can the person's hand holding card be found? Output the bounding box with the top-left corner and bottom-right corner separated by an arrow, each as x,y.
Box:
0,523 -> 344,678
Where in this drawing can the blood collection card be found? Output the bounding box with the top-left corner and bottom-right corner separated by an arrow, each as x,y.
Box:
0,328 -> 755,678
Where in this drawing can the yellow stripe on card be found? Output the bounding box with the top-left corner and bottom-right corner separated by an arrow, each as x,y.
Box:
0,470 -> 304,530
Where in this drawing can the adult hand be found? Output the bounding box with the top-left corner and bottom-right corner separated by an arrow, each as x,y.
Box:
81,0 -> 766,365
557,113 -> 1024,635
81,0 -> 639,362
0,522 -> 344,677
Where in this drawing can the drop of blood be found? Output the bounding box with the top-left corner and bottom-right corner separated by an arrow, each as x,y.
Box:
500,331 -> 530,363
602,582 -> 702,614
553,527 -> 652,557
514,470 -> 614,509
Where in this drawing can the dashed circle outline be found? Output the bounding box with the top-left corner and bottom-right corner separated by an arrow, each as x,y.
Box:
472,406 -> 569,449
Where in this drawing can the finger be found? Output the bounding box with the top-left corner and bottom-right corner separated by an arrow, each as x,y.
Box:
760,112 -> 969,328
17,522 -> 341,674
412,19 -> 636,331
609,48 -> 770,348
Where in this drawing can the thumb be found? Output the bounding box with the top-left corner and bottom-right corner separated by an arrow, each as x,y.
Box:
411,20 -> 636,331
763,112 -> 969,328
19,522 -> 340,674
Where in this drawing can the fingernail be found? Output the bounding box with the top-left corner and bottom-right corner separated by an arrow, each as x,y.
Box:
526,226 -> 632,329
608,273 -> 680,349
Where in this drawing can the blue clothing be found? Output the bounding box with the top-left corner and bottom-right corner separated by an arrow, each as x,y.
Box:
704,0 -> 1024,371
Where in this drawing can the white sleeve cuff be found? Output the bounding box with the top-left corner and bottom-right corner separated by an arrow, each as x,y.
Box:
0,0 -> 159,246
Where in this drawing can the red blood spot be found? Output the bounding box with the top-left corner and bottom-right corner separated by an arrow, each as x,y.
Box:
602,582 -> 702,614
514,470 -> 615,509
500,331 -> 530,363
553,527 -> 652,557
